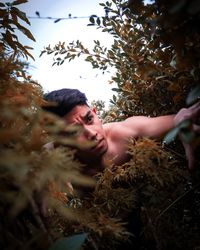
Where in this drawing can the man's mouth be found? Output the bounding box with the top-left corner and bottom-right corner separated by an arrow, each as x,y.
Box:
91,138 -> 104,151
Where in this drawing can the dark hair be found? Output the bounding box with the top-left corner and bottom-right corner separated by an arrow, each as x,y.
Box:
43,88 -> 88,117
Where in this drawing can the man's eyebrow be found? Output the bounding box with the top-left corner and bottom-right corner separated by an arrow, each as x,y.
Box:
81,110 -> 92,120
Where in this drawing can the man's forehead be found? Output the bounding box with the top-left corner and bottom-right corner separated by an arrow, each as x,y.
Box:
64,105 -> 91,122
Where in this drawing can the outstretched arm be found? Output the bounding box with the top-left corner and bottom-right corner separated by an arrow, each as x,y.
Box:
120,101 -> 200,170
122,114 -> 175,139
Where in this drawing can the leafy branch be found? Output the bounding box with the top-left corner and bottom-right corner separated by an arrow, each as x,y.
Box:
40,40 -> 114,71
0,0 -> 35,60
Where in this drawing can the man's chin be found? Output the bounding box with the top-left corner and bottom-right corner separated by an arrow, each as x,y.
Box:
91,139 -> 108,155
77,141 -> 108,161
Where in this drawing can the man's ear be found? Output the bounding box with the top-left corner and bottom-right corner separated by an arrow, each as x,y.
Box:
92,107 -> 96,114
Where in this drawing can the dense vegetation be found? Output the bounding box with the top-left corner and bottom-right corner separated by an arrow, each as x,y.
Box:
1,0 -> 200,249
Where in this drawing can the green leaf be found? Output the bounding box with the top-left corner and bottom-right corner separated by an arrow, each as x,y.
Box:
96,17 -> 101,26
89,16 -> 95,24
85,55 -> 93,62
163,120 -> 191,144
102,17 -> 107,27
5,2 -> 12,7
163,126 -> 180,144
112,88 -> 121,92
186,85 -> 200,105
94,40 -> 100,46
110,99 -> 115,105
54,18 -> 61,23
49,233 -> 88,250
112,77 -> 121,83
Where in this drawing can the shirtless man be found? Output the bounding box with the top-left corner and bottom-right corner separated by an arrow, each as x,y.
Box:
44,88 -> 200,173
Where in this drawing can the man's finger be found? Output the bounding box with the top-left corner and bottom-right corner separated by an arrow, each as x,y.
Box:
193,124 -> 200,133
174,101 -> 200,125
188,100 -> 200,111
188,101 -> 200,119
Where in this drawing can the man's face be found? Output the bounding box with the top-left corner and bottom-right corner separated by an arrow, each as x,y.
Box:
63,105 -> 108,159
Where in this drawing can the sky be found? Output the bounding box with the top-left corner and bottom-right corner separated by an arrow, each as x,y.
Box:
9,0 -> 116,105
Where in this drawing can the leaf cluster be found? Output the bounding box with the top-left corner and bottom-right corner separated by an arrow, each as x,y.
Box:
42,0 -> 200,118
0,2 -> 94,249
2,0 -> 200,249
0,60 -> 96,248
0,0 -> 35,60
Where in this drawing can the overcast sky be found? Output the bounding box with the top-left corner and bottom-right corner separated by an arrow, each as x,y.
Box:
9,0 -> 116,105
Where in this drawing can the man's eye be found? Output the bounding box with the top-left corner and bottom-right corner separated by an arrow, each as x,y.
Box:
87,115 -> 93,123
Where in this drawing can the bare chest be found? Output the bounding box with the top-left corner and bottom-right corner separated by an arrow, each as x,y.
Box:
104,138 -> 130,166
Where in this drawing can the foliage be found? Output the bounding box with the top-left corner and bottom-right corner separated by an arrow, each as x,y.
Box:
1,0 -> 200,250
0,0 -> 35,60
0,1 -> 93,249
41,0 -> 200,117
41,0 -> 200,249
0,49 -> 95,250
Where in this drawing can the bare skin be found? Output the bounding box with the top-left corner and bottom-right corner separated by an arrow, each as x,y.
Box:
173,101 -> 200,170
63,105 -> 176,175
40,102 -> 199,214
63,102 -> 200,175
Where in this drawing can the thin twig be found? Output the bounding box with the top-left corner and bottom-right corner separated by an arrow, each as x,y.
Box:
164,145 -> 186,160
155,182 -> 200,222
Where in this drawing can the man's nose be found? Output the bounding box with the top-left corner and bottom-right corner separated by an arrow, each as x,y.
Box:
83,126 -> 97,140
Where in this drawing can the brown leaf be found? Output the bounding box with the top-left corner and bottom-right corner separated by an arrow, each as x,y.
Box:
15,22 -> 35,41
12,0 -> 28,5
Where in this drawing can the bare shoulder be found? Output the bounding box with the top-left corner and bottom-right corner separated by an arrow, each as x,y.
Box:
103,121 -> 125,132
103,116 -> 142,133
103,120 -> 137,141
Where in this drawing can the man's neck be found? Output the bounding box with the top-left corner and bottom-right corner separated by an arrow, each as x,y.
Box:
78,154 -> 106,176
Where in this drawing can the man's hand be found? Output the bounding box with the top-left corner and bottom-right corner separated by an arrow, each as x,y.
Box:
174,101 -> 200,170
